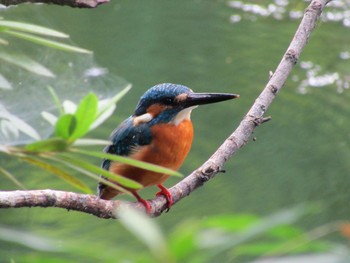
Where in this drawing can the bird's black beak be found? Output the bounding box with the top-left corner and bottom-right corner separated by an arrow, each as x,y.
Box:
183,92 -> 239,108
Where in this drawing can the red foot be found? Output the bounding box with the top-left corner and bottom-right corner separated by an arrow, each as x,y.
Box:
132,191 -> 151,214
156,184 -> 173,211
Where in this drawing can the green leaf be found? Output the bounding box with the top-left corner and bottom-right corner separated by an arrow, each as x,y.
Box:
90,85 -> 132,130
0,51 -> 55,77
0,119 -> 19,140
0,167 -> 26,189
55,114 -> 77,139
202,214 -> 259,232
0,74 -> 12,90
57,154 -> 142,189
41,111 -> 57,126
47,155 -> 130,195
117,205 -> 172,263
0,20 -> 69,38
267,225 -> 303,239
0,111 -> 41,140
70,149 -> 183,178
0,145 -> 10,153
168,220 -> 199,261
25,138 -> 69,152
4,30 -> 92,54
0,226 -> 60,252
73,139 -> 111,146
21,157 -> 92,194
47,86 -> 64,115
200,205 -> 312,259
234,241 -> 288,256
91,103 -> 115,130
0,37 -> 9,45
96,84 -> 132,118
70,93 -> 98,139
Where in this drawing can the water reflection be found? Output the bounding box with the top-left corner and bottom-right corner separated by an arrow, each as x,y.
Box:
228,0 -> 350,26
296,61 -> 349,94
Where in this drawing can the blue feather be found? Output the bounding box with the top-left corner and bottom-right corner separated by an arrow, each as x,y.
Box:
134,83 -> 191,116
102,117 -> 152,170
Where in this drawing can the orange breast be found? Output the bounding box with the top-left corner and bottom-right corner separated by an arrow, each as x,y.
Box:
109,119 -> 194,188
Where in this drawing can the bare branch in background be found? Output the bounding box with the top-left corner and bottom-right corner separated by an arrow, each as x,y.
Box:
0,0 -> 332,218
0,0 -> 108,8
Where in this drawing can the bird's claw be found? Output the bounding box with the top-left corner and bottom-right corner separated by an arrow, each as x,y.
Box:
156,184 -> 173,212
132,191 -> 152,214
138,198 -> 152,214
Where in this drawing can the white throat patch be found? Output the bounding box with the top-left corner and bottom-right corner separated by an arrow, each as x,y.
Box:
172,106 -> 197,125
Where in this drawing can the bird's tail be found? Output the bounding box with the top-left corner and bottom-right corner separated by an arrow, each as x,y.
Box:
98,178 -> 121,200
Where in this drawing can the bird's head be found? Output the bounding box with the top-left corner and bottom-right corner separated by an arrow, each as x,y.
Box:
132,83 -> 239,126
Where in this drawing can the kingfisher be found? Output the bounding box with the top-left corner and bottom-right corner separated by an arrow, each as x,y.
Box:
98,83 -> 239,213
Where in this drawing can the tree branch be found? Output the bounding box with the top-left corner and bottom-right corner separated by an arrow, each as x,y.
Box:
0,0 -> 108,8
0,0 -> 332,218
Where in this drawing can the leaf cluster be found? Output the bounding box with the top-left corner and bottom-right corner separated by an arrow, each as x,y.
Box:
0,20 -> 91,90
1,86 -> 181,195
0,20 -> 181,194
117,205 -> 333,263
6,204 -> 334,263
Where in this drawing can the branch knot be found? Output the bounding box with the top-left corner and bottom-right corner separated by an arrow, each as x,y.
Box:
309,0 -> 323,15
252,116 -> 271,126
200,161 -> 220,182
285,49 -> 298,65
269,84 -> 278,95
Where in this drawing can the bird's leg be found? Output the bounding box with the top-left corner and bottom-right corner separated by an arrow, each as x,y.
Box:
156,184 -> 173,210
132,191 -> 151,214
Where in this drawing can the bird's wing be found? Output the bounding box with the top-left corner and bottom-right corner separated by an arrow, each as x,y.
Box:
101,117 -> 152,170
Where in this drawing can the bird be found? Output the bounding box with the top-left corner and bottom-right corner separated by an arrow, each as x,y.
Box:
98,83 -> 239,213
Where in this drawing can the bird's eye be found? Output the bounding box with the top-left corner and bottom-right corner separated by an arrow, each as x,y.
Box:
164,97 -> 174,104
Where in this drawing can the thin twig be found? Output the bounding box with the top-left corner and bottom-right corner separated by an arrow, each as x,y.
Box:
0,0 -> 108,8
